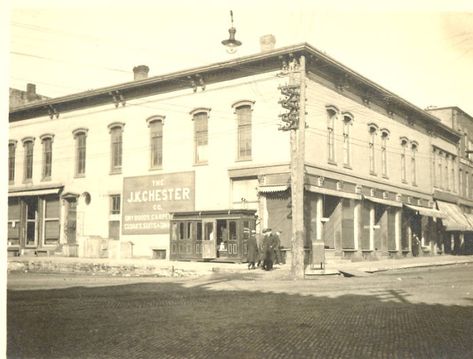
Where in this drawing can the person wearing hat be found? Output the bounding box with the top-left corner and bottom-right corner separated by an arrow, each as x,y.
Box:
247,229 -> 258,269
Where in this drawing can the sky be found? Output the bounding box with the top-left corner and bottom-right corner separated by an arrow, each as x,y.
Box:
4,0 -> 473,115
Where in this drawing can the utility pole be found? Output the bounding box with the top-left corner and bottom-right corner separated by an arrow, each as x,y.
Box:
278,54 -> 306,279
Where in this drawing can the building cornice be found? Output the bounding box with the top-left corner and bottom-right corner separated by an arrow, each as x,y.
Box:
8,43 -> 460,142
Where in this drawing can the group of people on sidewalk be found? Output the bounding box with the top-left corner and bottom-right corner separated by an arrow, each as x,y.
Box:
246,228 -> 282,271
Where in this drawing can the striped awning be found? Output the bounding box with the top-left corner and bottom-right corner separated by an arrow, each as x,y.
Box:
258,185 -> 289,193
404,204 -> 446,219
436,201 -> 473,232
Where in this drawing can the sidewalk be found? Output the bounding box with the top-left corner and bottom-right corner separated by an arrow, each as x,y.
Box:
7,254 -> 473,278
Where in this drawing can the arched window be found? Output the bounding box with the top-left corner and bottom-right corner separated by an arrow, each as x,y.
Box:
232,100 -> 255,161
326,105 -> 339,163
190,108 -> 210,164
8,140 -> 17,183
108,122 -> 125,173
380,129 -> 390,178
342,112 -> 353,167
400,137 -> 409,183
368,123 -> 379,175
40,134 -> 54,180
146,116 -> 165,169
411,141 -> 418,186
22,137 -> 35,182
73,128 -> 88,176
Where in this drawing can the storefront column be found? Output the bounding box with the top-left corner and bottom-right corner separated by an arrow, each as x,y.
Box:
316,195 -> 323,241
354,201 -> 360,251
60,199 -> 67,245
369,204 -> 375,251
395,208 -> 401,252
459,233 -> 465,254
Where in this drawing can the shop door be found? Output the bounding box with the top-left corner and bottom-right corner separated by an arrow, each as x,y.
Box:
202,220 -> 216,259
227,220 -> 239,258
66,199 -> 77,244
24,198 -> 38,247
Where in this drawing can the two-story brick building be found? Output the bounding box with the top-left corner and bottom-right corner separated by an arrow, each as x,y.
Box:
8,41 -> 464,262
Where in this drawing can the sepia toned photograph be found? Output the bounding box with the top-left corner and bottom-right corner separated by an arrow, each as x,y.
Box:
4,1 -> 473,358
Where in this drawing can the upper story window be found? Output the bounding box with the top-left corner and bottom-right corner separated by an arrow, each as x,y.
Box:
232,100 -> 255,161
466,171 -> 470,198
108,122 -> 125,174
326,105 -> 338,164
380,129 -> 390,178
8,140 -> 17,183
40,134 -> 54,181
459,168 -> 463,197
368,123 -> 378,175
451,156 -> 456,193
110,194 -> 121,215
445,154 -> 450,191
411,141 -> 418,186
73,128 -> 88,177
22,137 -> 35,182
342,112 -> 353,167
190,108 -> 210,164
400,137 -> 409,183
147,116 -> 165,169
438,150 -> 443,190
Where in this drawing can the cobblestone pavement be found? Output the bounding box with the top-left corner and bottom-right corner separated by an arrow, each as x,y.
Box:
7,265 -> 473,359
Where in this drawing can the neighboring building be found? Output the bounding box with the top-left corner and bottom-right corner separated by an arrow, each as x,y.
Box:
8,41 -> 466,262
9,84 -> 49,108
427,106 -> 473,254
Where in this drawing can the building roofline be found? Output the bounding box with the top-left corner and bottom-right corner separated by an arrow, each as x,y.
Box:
9,42 -> 460,140
427,106 -> 473,120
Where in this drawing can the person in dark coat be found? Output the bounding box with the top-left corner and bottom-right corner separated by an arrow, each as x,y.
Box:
273,230 -> 282,265
247,230 -> 258,269
262,229 -> 275,271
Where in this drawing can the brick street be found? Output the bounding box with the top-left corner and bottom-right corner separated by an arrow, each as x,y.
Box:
7,264 -> 473,359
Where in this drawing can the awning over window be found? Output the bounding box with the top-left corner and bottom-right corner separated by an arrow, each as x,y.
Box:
305,185 -> 361,200
364,196 -> 402,208
463,214 -> 473,230
258,185 -> 289,193
436,201 -> 473,232
404,204 -> 446,219
9,186 -> 63,197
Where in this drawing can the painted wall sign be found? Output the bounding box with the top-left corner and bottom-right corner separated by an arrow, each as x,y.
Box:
122,171 -> 195,234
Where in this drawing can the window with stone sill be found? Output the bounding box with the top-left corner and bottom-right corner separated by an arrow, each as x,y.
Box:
22,137 -> 35,182
73,128 -> 88,177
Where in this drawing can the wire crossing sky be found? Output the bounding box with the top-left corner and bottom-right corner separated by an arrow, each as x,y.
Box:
6,1 -> 473,115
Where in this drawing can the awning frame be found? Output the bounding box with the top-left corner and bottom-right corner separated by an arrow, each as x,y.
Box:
305,185 -> 361,200
404,204 -> 446,219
